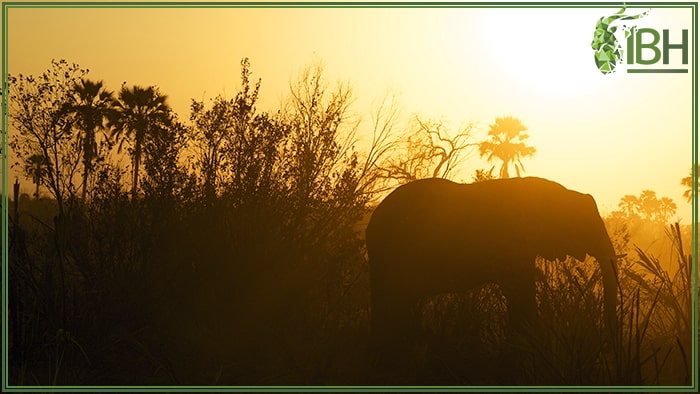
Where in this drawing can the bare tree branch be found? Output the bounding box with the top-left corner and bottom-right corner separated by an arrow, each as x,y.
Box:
378,115 -> 477,186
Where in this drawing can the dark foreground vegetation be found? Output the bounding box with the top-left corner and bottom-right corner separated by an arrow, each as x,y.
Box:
6,59 -> 696,387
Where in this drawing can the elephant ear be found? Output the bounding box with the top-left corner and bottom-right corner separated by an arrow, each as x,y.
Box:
564,193 -> 612,262
537,191 -> 605,263
580,193 -> 616,256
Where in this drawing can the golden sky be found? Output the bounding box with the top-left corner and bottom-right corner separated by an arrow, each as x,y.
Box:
4,4 -> 695,222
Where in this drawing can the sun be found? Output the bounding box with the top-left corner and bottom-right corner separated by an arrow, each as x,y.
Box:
476,8 -> 615,98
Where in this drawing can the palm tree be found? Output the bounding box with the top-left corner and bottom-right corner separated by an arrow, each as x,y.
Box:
681,165 -> 699,203
478,116 -> 536,178
24,154 -> 51,198
109,85 -> 172,199
67,79 -> 114,201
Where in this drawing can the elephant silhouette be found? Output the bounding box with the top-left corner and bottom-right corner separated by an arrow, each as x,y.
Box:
365,177 -> 619,350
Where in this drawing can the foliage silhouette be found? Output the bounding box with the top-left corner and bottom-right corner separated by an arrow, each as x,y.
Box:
9,59 -> 87,215
65,79 -> 115,201
24,153 -> 51,198
680,166 -> 698,203
6,58 -> 693,387
108,84 -> 174,199
472,167 -> 496,183
377,116 -> 475,185
625,224 -> 693,384
607,190 -> 681,263
616,190 -> 677,224
478,116 -> 535,178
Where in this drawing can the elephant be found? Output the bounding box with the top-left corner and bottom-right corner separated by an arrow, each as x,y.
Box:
365,177 -> 619,350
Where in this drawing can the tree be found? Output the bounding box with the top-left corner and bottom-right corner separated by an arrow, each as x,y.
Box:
353,94 -> 402,200
378,116 -> 475,185
184,61 -> 371,352
142,120 -> 190,203
609,190 -> 679,263
24,154 -> 51,198
680,166 -> 698,203
8,59 -> 86,215
190,94 -> 235,198
66,79 -> 115,201
472,168 -> 496,183
478,116 -> 536,178
617,190 -> 677,224
189,58 -> 281,202
284,62 -> 360,224
109,85 -> 173,199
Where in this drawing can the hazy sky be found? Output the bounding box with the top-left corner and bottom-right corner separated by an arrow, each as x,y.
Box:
4,4 -> 695,222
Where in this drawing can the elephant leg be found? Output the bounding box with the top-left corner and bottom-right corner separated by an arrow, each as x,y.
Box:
501,273 -> 538,337
497,275 -> 538,384
370,293 -> 425,384
371,292 -> 419,350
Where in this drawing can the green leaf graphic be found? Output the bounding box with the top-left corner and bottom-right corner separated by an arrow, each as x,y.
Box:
591,6 -> 649,74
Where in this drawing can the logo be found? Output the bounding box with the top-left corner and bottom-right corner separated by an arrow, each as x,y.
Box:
591,7 -> 689,74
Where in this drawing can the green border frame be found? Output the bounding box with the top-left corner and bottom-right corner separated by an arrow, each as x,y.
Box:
1,1 -> 697,392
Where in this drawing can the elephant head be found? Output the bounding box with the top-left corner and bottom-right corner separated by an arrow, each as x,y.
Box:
365,177 -> 619,350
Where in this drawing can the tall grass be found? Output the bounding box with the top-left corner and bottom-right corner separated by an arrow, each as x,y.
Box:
9,194 -> 693,386
511,222 -> 693,385
624,223 -> 693,385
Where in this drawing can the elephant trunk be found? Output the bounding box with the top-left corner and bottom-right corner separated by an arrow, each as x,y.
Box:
594,238 -> 619,342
